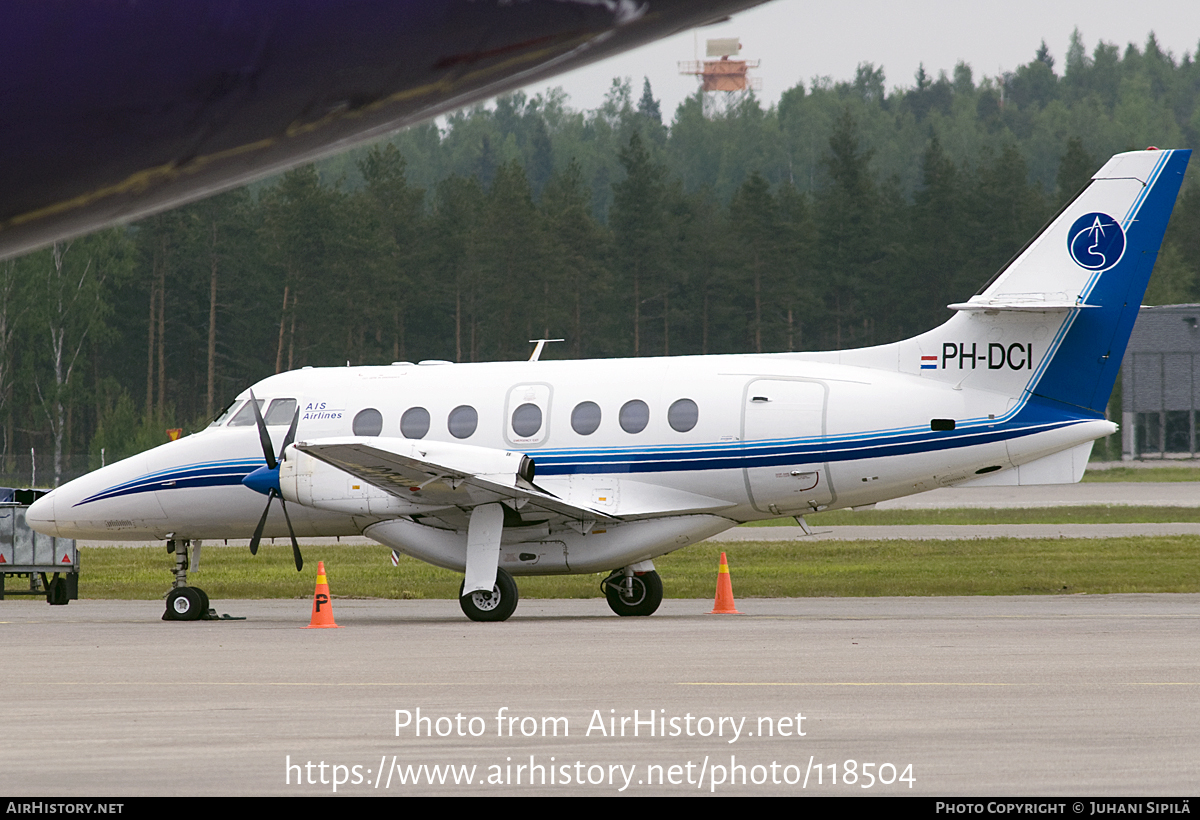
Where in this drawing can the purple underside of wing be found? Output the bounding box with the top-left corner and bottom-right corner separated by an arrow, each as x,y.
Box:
0,0 -> 766,257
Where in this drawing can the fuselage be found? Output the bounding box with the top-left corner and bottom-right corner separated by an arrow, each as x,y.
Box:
28,351 -> 1111,558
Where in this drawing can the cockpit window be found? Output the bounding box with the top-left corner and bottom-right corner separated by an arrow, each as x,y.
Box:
227,399 -> 265,427
226,398 -> 297,427
209,400 -> 241,427
264,398 -> 298,425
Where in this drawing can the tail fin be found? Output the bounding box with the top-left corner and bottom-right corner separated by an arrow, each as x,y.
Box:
932,148 -> 1190,416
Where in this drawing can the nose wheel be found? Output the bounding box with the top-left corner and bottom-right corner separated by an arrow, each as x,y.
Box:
164,586 -> 209,620
161,538 -> 213,621
602,569 -> 663,616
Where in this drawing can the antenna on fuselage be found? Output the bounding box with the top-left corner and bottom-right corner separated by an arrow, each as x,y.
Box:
528,339 -> 565,361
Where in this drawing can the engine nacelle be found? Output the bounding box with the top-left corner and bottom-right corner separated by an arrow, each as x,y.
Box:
276,448 -> 410,516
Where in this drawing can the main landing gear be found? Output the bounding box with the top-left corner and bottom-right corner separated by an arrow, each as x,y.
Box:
602,568 -> 663,617
161,538 -> 213,621
459,566 -> 519,622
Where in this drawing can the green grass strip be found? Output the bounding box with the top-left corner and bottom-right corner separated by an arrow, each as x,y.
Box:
51,536 -> 1200,602
746,505 -> 1200,526
1082,467 -> 1200,482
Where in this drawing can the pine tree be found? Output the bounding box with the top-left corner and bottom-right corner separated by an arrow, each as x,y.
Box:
1057,137 -> 1096,204
611,132 -> 669,356
815,108 -> 880,348
360,144 -> 426,361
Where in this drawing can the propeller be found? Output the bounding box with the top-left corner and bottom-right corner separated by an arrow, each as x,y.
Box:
240,391 -> 304,571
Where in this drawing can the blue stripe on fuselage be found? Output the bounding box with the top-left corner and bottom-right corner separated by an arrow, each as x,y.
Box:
76,459 -> 263,506
532,417 -> 1081,475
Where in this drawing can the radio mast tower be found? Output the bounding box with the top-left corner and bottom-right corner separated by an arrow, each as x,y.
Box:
678,38 -> 761,117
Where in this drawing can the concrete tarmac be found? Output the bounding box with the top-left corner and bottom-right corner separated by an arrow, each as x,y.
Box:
10,477 -> 1200,796
2,595 -> 1197,796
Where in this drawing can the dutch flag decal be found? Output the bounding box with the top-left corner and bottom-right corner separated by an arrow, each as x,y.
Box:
920,355 -> 937,370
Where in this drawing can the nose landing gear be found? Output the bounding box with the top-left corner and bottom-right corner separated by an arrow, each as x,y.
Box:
161,538 -> 214,621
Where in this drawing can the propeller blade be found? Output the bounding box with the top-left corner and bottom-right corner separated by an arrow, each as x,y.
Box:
278,406 -> 300,463
249,490 -> 273,556
248,389 -> 276,471
278,497 -> 303,572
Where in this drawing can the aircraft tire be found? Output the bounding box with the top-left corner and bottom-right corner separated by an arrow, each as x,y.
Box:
604,570 -> 662,617
458,567 -> 518,622
194,587 -> 210,618
163,587 -> 204,621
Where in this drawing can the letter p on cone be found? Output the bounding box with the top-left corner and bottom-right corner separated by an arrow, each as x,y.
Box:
306,560 -> 342,628
710,552 -> 741,614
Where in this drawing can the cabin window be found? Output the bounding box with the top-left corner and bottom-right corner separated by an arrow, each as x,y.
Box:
668,398 -> 699,432
264,398 -> 298,425
401,407 -> 430,439
511,403 -> 542,437
448,405 -> 478,439
353,408 -> 383,436
227,399 -> 265,427
571,401 -> 602,435
619,400 -> 649,434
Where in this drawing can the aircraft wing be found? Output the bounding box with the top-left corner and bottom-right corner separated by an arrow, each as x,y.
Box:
293,437 -> 736,521
294,438 -> 619,522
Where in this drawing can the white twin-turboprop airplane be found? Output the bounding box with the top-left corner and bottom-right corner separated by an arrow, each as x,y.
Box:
28,148 -> 1191,622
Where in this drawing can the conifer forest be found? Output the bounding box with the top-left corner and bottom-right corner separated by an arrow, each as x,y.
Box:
6,32 -> 1200,485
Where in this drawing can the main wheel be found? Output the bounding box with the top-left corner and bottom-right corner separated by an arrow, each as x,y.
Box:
458,567 -> 518,622
163,587 -> 204,621
604,570 -> 663,616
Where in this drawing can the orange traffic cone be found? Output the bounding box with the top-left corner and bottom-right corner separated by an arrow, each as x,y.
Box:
305,561 -> 342,628
710,552 -> 741,614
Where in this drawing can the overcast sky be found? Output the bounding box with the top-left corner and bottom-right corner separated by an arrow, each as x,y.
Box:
519,0 -> 1200,117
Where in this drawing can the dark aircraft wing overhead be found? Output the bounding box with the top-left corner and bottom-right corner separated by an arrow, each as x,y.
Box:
0,0 -> 771,260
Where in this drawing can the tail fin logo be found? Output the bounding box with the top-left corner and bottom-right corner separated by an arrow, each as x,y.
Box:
1068,212 -> 1125,272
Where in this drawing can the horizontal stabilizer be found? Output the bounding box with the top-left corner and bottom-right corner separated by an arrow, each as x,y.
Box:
955,441 -> 1094,487
947,293 -> 1097,312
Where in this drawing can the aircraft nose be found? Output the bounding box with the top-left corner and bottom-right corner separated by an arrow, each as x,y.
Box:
26,491 -> 58,536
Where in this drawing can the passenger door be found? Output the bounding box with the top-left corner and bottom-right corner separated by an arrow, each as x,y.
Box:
741,378 -> 835,513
